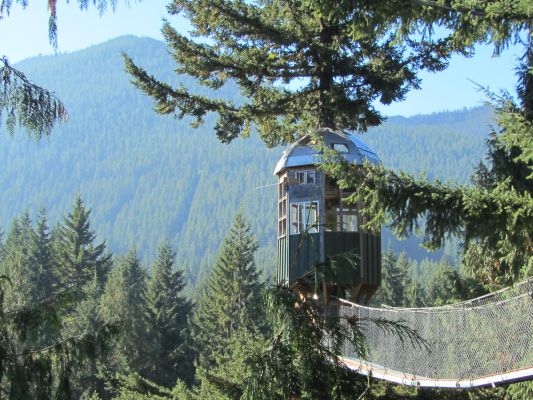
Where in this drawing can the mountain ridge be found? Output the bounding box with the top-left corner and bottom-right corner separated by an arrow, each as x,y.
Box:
3,35 -> 493,282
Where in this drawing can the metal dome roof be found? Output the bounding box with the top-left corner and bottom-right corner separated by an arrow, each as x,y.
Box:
273,128 -> 381,175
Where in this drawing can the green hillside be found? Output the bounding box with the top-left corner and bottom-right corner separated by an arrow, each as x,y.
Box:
1,36 -> 494,284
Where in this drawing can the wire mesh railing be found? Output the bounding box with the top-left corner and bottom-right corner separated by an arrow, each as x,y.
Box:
338,278 -> 533,387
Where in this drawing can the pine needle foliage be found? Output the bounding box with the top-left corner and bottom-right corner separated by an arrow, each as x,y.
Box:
147,241 -> 193,386
191,213 -> 262,368
100,249 -> 152,376
325,40 -> 533,286
0,0 -> 130,48
0,275 -> 118,399
54,196 -> 111,292
0,57 -> 68,139
1,1 -> 133,139
124,0 -> 462,146
242,285 -> 426,400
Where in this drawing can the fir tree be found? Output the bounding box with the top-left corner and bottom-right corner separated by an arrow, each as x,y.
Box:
323,8 -> 532,290
1,212 -> 38,307
125,0 -> 456,146
60,255 -> 114,400
0,209 -> 115,399
147,241 -> 193,386
195,327 -> 264,400
191,213 -> 262,368
33,208 -> 56,300
372,251 -> 403,306
54,196 -> 111,293
403,275 -> 426,308
0,57 -> 67,139
101,249 -> 152,376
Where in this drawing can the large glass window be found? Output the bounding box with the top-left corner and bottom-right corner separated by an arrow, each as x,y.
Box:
290,201 -> 319,234
325,199 -> 358,232
338,209 -> 358,232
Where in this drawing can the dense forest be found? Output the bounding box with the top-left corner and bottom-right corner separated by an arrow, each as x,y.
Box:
1,200 -> 529,399
1,0 -> 531,397
2,36 -> 494,286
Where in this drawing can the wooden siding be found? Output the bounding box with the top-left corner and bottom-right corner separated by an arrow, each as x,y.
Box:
277,236 -> 289,285
360,232 -> 381,287
324,232 -> 360,285
287,233 -> 320,286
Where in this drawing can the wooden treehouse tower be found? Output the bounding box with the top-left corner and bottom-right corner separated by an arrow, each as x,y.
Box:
274,128 -> 381,304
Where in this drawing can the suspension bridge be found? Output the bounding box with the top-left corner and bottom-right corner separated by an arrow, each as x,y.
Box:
337,277 -> 533,388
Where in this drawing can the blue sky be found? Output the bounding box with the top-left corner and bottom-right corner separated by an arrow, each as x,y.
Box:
0,1 -> 523,117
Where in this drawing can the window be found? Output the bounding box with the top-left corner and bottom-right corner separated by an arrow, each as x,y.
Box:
278,219 -> 287,237
290,201 -> 319,234
278,175 -> 288,238
293,170 -> 316,185
279,200 -> 286,218
325,198 -> 358,232
278,178 -> 287,199
338,209 -> 358,232
332,143 -> 349,153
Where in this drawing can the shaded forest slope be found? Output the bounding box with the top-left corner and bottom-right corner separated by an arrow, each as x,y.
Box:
0,36 -> 494,284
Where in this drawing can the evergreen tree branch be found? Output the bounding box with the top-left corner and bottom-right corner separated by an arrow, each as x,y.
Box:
5,322 -> 118,358
168,0 -> 302,47
326,160 -> 532,271
0,57 -> 68,139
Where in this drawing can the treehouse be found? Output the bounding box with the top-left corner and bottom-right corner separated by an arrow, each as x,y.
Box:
274,128 -> 381,304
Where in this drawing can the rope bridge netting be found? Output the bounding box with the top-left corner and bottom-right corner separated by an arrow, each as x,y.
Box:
336,277 -> 533,388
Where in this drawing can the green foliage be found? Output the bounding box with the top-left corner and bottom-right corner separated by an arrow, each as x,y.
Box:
195,328 -> 264,400
34,208 -> 57,300
372,251 -> 407,306
108,373 -> 195,399
324,7 -> 532,292
125,0 -> 458,146
240,284 -> 426,400
0,57 -> 68,139
328,158 -> 532,283
186,214 -> 266,400
191,213 -> 262,367
0,37 -> 500,284
506,381 -> 533,400
147,241 -> 193,386
54,196 -> 111,291
0,0 -> 132,48
0,0 -> 140,142
1,212 -> 40,307
424,259 -> 485,306
100,249 -> 152,376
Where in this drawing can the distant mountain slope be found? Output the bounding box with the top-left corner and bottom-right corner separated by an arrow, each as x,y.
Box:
1,36 -> 493,283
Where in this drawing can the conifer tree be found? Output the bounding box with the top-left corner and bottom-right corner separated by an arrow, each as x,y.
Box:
125,0 -> 458,146
147,241 -> 193,386
65,271 -> 112,399
54,196 -> 111,292
1,212 -> 39,307
0,209 -> 115,399
195,327 -> 265,400
34,208 -> 56,300
424,259 -> 484,306
1,0 -> 134,139
191,213 -> 262,368
372,251 -> 403,306
101,249 -> 152,376
403,273 -> 426,308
